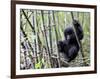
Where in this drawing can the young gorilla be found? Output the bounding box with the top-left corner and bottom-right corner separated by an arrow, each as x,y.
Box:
58,20 -> 84,62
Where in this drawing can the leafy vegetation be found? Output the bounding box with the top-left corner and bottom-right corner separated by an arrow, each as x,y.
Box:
20,9 -> 90,69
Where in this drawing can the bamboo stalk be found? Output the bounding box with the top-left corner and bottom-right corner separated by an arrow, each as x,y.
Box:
52,11 -> 61,67
47,11 -> 53,67
82,13 -> 84,26
35,11 -> 42,52
77,12 -> 79,20
20,13 -> 30,69
56,12 -> 61,39
41,10 -> 51,68
35,10 -> 43,68
80,13 -> 88,66
22,9 -> 39,67
71,12 -> 88,66
22,9 -> 35,34
32,11 -> 39,67
20,17 -> 35,56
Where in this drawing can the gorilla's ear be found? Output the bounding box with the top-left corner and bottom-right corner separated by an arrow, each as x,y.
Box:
57,41 -> 64,52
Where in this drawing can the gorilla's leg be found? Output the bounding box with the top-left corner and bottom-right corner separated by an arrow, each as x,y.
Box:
67,45 -> 79,62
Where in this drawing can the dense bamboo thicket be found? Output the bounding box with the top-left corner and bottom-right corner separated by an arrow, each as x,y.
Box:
20,9 -> 90,70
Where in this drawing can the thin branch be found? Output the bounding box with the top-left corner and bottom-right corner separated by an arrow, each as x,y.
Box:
71,12 -> 81,48
22,9 -> 35,34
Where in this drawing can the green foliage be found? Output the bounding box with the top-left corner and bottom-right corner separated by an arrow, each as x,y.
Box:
20,9 -> 90,69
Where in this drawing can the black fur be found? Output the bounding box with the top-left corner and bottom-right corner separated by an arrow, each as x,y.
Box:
58,20 -> 83,62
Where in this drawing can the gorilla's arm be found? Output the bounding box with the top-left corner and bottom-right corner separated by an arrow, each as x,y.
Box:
67,45 -> 79,62
77,26 -> 84,40
73,20 -> 84,40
